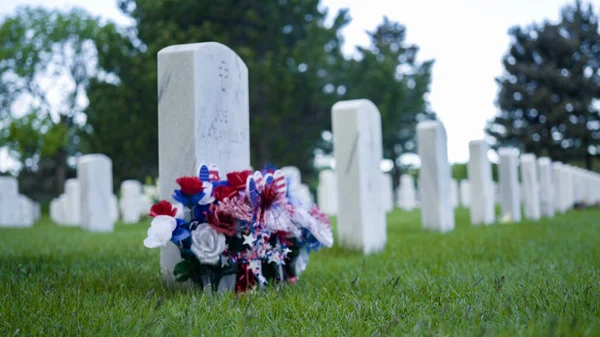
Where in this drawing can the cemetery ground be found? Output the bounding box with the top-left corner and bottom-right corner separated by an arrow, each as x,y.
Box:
1,209 -> 599,336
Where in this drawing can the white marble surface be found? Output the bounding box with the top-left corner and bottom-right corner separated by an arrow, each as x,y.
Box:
158,42 -> 250,284
77,154 -> 114,232
317,169 -> 338,215
120,180 -> 142,224
139,194 -> 153,217
332,99 -> 386,254
416,120 -> 454,232
459,180 -> 471,207
281,166 -> 301,186
564,165 -> 575,210
0,176 -> 20,227
32,201 -> 41,222
397,174 -> 417,210
381,173 -> 394,213
520,154 -> 541,221
450,179 -> 459,209
498,147 -> 521,222
467,140 -> 495,225
552,162 -> 567,214
50,198 -> 60,224
64,178 -> 81,226
17,194 -> 34,227
55,194 -> 68,225
110,194 -> 119,223
571,167 -> 585,204
537,157 -> 555,218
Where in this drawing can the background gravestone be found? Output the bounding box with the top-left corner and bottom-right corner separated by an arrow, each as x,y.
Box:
0,176 -> 20,227
537,157 -> 555,218
520,154 -> 541,221
416,120 -> 454,232
317,169 -> 338,215
468,140 -> 494,225
78,154 -> 114,232
498,147 -> 521,222
332,99 -> 386,254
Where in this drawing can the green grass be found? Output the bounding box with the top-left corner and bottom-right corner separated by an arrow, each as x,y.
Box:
1,208 -> 599,336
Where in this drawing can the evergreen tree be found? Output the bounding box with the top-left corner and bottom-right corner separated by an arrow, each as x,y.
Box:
487,1 -> 600,169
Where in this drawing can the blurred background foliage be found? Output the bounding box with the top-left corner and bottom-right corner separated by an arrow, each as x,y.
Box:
1,0 -> 599,203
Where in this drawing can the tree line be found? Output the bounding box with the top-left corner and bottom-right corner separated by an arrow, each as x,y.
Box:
1,0 -> 599,203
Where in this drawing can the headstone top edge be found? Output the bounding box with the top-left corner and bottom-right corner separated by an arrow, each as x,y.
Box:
78,153 -> 111,164
416,120 -> 441,130
468,139 -> 486,146
520,153 -> 537,162
498,147 -> 518,156
537,157 -> 552,164
331,99 -> 377,113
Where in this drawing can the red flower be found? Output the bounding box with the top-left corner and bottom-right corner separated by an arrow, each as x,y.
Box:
213,185 -> 238,201
274,231 -> 293,247
226,170 -> 253,190
149,200 -> 177,217
176,176 -> 204,195
207,205 -> 237,236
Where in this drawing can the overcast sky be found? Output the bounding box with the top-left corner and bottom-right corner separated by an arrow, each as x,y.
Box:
0,0 -> 582,171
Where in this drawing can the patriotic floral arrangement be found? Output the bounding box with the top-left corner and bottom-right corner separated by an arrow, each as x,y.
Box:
143,164 -> 333,292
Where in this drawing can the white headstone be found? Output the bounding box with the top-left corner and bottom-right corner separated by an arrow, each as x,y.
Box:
110,194 -> 119,223
381,173 -> 394,213
397,174 -> 417,211
493,182 -> 501,205
564,165 -> 575,210
450,179 -> 459,208
56,194 -> 68,225
50,198 -> 60,224
317,169 -> 338,215
520,154 -> 541,221
416,120 -> 454,232
33,201 -> 41,222
17,194 -> 34,227
468,140 -> 495,225
280,166 -> 301,187
77,154 -> 115,232
158,42 -> 250,284
459,180 -> 471,207
498,147 -> 521,222
537,157 -> 555,218
552,162 -> 567,214
120,180 -> 142,224
571,167 -> 585,204
139,194 -> 153,217
0,176 -> 20,227
332,99 -> 386,254
64,178 -> 81,226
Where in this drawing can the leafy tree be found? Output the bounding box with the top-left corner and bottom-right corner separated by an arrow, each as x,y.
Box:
85,0 -> 350,185
341,17 -> 436,186
487,1 -> 600,169
0,6 -> 127,195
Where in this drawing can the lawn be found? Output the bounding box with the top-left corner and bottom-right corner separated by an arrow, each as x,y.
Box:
1,208 -> 599,336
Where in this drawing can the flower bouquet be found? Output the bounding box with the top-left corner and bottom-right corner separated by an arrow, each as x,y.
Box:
143,164 -> 333,293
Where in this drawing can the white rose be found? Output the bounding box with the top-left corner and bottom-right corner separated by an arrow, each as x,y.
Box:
190,223 -> 226,265
143,215 -> 177,248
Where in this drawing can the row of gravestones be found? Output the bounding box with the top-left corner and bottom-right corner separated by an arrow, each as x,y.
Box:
47,155 -> 157,230
4,42 -> 599,285
0,176 -> 41,227
317,170 -> 395,216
